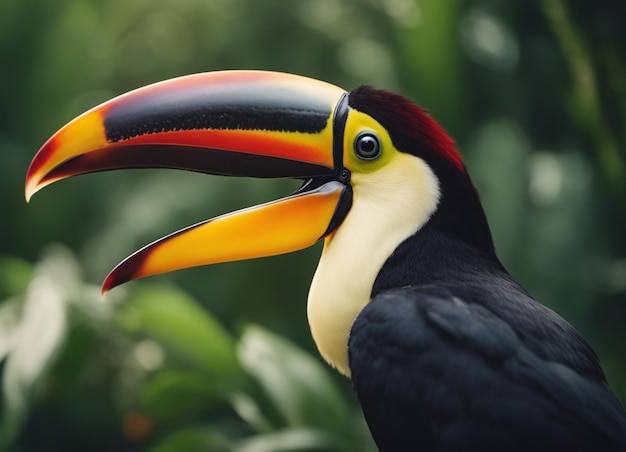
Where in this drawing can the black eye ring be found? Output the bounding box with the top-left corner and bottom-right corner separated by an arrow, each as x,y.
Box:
354,131 -> 382,161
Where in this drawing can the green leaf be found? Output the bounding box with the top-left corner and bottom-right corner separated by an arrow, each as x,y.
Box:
0,297 -> 21,362
229,391 -> 273,433
119,285 -> 240,379
234,427 -> 339,452
0,256 -> 32,300
1,248 -> 71,448
150,426 -> 231,452
237,325 -> 349,434
139,369 -> 223,424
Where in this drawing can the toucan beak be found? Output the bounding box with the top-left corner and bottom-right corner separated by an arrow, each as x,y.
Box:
25,71 -> 352,293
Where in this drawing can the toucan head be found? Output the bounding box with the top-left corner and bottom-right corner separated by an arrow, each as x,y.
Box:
26,71 -> 490,376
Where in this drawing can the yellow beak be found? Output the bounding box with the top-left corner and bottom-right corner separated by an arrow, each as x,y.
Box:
25,71 -> 353,293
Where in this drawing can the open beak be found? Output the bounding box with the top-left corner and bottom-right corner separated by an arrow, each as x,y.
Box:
25,71 -> 352,293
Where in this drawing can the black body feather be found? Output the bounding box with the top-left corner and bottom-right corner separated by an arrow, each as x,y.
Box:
350,229 -> 626,451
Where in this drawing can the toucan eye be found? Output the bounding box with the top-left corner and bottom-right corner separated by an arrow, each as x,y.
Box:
354,131 -> 382,160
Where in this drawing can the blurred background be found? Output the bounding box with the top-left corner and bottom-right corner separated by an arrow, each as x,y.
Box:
1,0 -> 624,450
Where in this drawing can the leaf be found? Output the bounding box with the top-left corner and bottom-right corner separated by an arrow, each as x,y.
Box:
234,427 -> 339,452
0,256 -> 32,300
1,249 -> 71,448
237,325 -> 349,434
229,391 -> 273,433
118,285 -> 240,380
150,426 -> 231,452
139,369 -> 223,424
0,297 -> 21,362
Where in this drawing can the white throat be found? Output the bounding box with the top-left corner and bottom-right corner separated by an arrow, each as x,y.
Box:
307,153 -> 440,377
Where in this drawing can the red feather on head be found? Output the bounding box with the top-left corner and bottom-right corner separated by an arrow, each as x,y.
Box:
348,86 -> 465,173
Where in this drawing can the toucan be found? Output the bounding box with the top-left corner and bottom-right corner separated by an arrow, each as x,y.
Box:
25,71 -> 626,451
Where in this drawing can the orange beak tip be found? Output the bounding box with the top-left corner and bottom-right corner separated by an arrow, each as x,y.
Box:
24,178 -> 36,203
25,186 -> 39,203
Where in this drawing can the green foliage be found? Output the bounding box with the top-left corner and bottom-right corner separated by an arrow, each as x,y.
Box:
150,427 -> 230,452
1,0 -> 624,450
119,286 -> 240,379
0,247 -> 374,450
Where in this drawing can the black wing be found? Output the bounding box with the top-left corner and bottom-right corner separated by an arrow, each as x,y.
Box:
349,285 -> 626,452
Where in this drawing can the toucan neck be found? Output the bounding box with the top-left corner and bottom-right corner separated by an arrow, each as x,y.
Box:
372,218 -> 507,297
